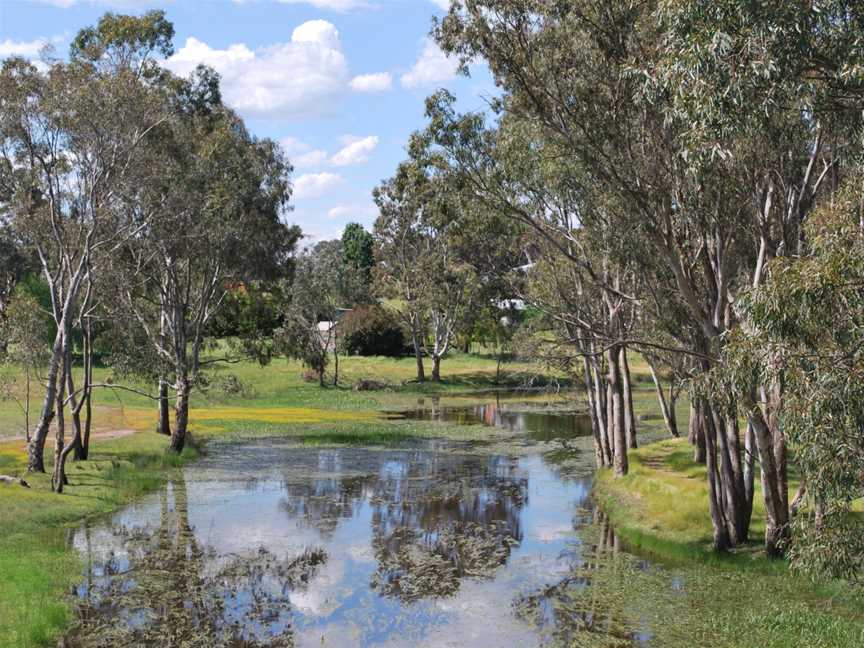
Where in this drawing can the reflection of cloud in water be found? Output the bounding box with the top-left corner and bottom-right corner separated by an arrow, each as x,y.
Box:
68,441 -> 600,648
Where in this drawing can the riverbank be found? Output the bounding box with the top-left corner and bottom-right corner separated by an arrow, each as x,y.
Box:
593,438 -> 864,647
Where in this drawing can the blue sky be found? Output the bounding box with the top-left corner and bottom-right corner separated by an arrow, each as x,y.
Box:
0,0 -> 495,242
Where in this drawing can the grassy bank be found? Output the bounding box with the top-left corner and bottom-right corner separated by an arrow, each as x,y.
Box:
0,433 -> 199,647
593,438 -> 864,648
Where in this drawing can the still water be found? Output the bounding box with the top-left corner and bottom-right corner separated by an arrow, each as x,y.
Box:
66,408 -> 663,647
395,396 -> 595,442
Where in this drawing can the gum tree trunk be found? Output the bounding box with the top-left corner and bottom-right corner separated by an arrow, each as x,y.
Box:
170,372 -> 190,453
75,319 -> 93,460
647,358 -> 679,438
749,407 -> 789,557
581,355 -> 605,468
620,346 -> 637,449
431,355 -> 442,382
157,378 -> 172,436
156,304 -> 172,436
591,355 -> 611,466
51,329 -> 71,492
410,313 -> 425,383
689,402 -> 706,463
607,345 -> 628,477
27,331 -> 62,472
701,400 -> 731,551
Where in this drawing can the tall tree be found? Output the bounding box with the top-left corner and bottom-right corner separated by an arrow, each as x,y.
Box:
341,222 -> 374,305
0,11 -> 174,476
110,67 -> 296,453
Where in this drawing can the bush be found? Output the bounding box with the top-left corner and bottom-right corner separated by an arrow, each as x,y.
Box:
340,305 -> 405,357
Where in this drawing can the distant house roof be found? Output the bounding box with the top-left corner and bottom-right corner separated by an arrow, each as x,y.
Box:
496,299 -> 527,311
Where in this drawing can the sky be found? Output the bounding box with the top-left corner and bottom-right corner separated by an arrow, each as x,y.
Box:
0,0 -> 496,242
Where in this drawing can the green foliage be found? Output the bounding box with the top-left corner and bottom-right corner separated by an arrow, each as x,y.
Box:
340,222 -> 375,304
70,10 -> 175,72
718,173 -> 864,581
340,305 -> 405,357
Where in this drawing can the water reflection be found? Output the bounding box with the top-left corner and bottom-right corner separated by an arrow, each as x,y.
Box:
513,511 -> 653,646
66,440 -> 645,647
398,396 -> 594,441
69,476 -> 324,647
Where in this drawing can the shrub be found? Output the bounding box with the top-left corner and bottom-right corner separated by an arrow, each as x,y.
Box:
340,305 -> 405,357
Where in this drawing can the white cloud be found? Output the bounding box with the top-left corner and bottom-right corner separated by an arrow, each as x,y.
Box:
0,34 -> 66,60
330,135 -> 379,166
429,0 -> 451,9
326,204 -> 377,220
0,38 -> 50,58
280,137 -> 329,169
164,20 -> 348,119
275,0 -> 371,11
294,172 -> 343,199
349,72 -> 392,93
400,38 -> 459,89
294,149 -> 329,168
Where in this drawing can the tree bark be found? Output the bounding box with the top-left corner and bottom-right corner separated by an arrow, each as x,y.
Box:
582,355 -> 605,468
689,402 -> 706,464
26,329 -> 63,472
702,401 -> 731,552
170,373 -> 190,453
51,330 -> 70,492
749,407 -> 789,557
647,358 -> 679,438
410,324 -> 425,383
708,409 -> 748,545
620,346 -> 637,449
607,345 -> 628,477
75,320 -> 93,461
157,377 -> 172,436
743,420 -> 756,529
431,355 -> 442,383
591,355 -> 611,466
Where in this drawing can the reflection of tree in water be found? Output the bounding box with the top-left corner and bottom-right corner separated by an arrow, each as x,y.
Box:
512,510 -> 651,647
279,475 -> 368,539
367,453 -> 528,601
275,449 -> 529,603
67,476 -> 326,648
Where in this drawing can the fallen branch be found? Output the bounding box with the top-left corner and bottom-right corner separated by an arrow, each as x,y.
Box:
0,475 -> 30,488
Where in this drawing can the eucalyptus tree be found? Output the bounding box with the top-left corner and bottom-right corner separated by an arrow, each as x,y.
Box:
436,0 -> 864,558
717,171 -> 864,579
276,242 -> 343,387
0,12 -> 174,476
341,222 -> 375,305
374,146 -> 489,383
419,91 -> 639,475
110,67 -> 296,453
653,0 -> 864,556
373,165 -> 432,382
432,0 -> 782,549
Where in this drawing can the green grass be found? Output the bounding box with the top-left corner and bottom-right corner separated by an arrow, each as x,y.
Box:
591,438 -> 864,647
0,432 -> 199,648
595,437 -> 783,563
